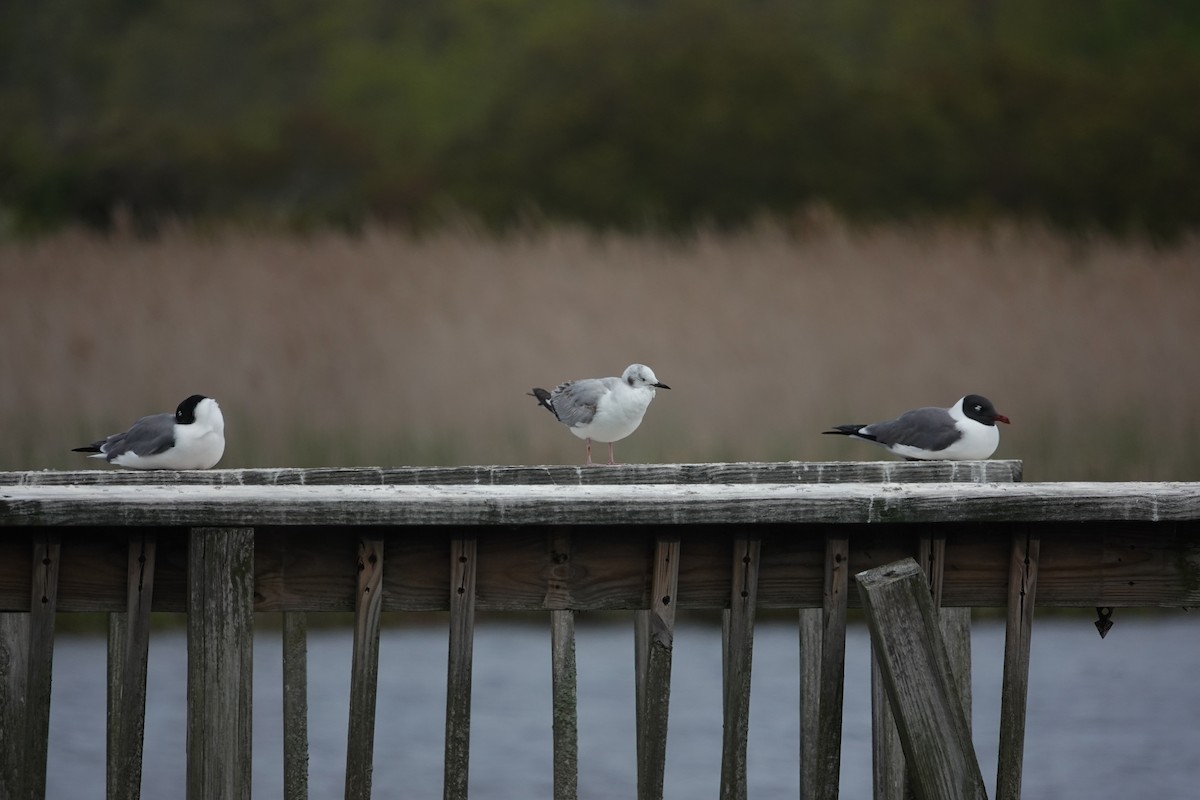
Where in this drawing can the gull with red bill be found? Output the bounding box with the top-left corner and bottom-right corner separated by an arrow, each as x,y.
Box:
823,394 -> 1010,461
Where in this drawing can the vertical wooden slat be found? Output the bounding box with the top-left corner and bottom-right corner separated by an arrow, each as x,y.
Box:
919,535 -> 973,724
283,611 -> 310,800
812,534 -> 850,800
720,536 -> 760,800
108,532 -> 157,800
996,530 -> 1040,800
550,610 -> 578,800
546,530 -> 578,800
873,533 -> 975,800
445,537 -> 477,800
857,559 -> 986,800
635,536 -> 680,800
871,655 -> 907,800
25,532 -> 62,800
345,536 -> 384,800
798,609 -> 822,800
0,610 -> 30,800
187,527 -> 254,800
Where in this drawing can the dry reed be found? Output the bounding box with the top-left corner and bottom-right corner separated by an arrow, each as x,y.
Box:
2,220 -> 1197,480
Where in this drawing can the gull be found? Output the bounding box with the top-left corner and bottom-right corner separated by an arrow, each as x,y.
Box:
530,364 -> 670,465
823,394 -> 1010,460
73,394 -> 226,469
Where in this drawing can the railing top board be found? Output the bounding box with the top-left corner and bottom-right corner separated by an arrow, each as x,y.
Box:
2,480 -> 1198,528
0,460 -> 1022,487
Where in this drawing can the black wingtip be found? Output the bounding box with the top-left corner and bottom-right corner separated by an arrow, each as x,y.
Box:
71,445 -> 102,454
823,425 -> 873,440
529,388 -> 558,419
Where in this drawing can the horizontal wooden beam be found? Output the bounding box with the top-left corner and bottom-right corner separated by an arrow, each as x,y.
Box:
2,481 -> 1198,528
1,521 -> 1196,612
0,461 -> 1023,488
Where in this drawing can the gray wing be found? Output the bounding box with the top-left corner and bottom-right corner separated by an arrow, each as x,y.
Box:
101,413 -> 177,459
550,377 -> 614,428
863,407 -> 961,451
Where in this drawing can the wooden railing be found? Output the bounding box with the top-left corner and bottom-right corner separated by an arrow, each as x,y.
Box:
2,461 -> 1198,800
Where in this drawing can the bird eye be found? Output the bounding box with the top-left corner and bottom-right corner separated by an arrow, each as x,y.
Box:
973,404 -> 982,412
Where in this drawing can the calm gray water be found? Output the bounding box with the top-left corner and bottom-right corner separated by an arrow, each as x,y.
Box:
46,612 -> 1198,799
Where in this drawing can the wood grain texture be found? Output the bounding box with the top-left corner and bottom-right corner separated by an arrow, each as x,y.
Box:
283,611 -> 310,800
636,537 -> 680,800
345,537 -> 384,800
107,533 -> 156,800
798,608 -> 821,800
0,612 -> 30,800
0,460 -> 1023,487
550,609 -> 578,800
997,531 -> 1040,800
858,560 -> 987,800
445,537 -> 477,800
4,481 -> 1198,529
813,535 -> 849,800
25,533 -> 60,800
0,522 -> 1197,613
186,527 -> 254,800
720,537 -> 760,800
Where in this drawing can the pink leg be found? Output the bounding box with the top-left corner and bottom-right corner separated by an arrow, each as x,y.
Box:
585,438 -> 593,466
607,441 -> 617,465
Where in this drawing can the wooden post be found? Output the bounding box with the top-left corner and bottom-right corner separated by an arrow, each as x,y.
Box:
812,534 -> 850,800
345,536 -> 384,800
25,532 -> 62,800
0,611 -> 30,800
0,534 -> 57,800
720,536 -> 760,800
546,530 -> 578,800
283,611 -> 310,800
108,532 -> 156,800
996,531 -> 1040,800
857,559 -> 987,800
799,608 -> 821,800
550,610 -> 578,800
187,527 -> 254,800
635,536 -> 680,800
445,536 -> 477,800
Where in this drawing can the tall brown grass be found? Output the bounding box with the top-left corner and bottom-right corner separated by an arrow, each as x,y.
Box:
2,220 -> 1197,480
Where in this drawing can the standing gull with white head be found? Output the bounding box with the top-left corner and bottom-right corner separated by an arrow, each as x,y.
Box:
530,364 -> 670,465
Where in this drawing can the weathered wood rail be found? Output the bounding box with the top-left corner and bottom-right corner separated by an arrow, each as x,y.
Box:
1,460 -> 1198,800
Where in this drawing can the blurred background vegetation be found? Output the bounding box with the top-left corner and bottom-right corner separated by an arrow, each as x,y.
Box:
3,0 -> 1200,238
2,1 -> 1199,481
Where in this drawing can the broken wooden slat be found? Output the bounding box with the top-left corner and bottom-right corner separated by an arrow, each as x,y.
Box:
108,532 -> 156,800
996,530 -> 1040,800
858,559 -> 987,800
635,536 -> 680,800
345,536 -> 384,800
720,536 -> 761,800
445,537 -> 477,800
186,527 -> 254,800
283,611 -> 310,800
